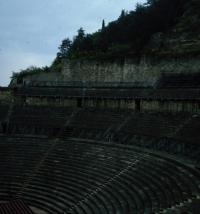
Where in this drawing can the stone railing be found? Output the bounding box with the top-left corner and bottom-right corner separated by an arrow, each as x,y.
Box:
23,80 -> 150,88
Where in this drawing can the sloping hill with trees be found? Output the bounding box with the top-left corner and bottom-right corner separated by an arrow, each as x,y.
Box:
11,0 -> 200,81
54,0 -> 199,61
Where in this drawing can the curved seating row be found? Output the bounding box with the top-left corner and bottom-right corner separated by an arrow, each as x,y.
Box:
0,137 -> 199,213
3,104 -> 200,164
8,105 -> 73,136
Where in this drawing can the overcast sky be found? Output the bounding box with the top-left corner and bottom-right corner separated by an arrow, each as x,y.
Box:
0,0 -> 146,86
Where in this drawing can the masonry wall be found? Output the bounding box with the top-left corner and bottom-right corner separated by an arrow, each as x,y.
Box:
0,89 -> 12,104
25,96 -> 200,113
18,56 -> 200,88
62,57 -> 200,87
141,100 -> 200,113
23,72 -> 65,85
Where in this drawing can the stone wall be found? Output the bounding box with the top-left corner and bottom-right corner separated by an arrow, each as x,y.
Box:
19,56 -> 200,87
141,100 -> 200,113
25,96 -> 200,113
23,72 -> 65,85
62,57 -> 200,87
0,88 -> 12,104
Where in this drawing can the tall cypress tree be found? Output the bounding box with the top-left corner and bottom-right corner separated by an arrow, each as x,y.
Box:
102,19 -> 105,30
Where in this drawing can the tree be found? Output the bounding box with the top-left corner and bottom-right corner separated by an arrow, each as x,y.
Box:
119,9 -> 126,19
77,27 -> 85,40
56,0 -> 189,60
57,38 -> 72,58
70,27 -> 86,55
102,19 -> 105,30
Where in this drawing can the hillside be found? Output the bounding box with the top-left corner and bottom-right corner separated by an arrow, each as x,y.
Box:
53,0 -> 200,62
11,0 -> 200,82
146,0 -> 200,57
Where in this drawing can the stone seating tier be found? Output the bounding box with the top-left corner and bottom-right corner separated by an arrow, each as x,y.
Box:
0,137 -> 199,214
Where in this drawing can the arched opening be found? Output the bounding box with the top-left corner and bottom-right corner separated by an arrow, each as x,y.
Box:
135,99 -> 141,112
1,121 -> 7,134
77,98 -> 82,108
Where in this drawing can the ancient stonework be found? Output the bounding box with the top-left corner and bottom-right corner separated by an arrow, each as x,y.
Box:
62,57 -> 200,87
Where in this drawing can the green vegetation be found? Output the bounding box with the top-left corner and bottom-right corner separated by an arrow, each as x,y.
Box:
11,66 -> 50,84
11,0 -> 200,81
57,0 -> 188,61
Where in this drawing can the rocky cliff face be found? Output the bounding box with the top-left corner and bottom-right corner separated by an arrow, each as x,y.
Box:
62,56 -> 200,87
62,58 -> 158,87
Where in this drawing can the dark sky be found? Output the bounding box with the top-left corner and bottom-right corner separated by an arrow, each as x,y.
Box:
0,0 -> 145,86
